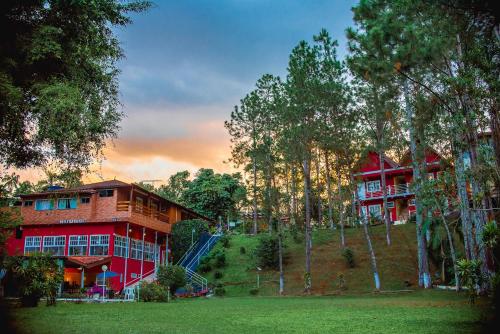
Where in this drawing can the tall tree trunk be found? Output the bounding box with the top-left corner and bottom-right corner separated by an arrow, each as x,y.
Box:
324,151 -> 335,229
338,171 -> 346,248
378,150 -> 391,246
352,169 -> 380,289
315,150 -> 323,226
291,165 -> 298,226
252,157 -> 258,235
278,226 -> 284,295
453,149 -> 474,261
403,78 -> 431,288
284,163 -> 291,225
438,206 -> 461,291
302,157 -> 312,293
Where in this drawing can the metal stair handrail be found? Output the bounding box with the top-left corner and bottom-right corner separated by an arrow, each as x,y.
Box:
185,267 -> 207,291
177,239 -> 200,267
185,232 -> 221,271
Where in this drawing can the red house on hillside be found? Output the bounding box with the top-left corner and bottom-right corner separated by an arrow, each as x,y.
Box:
354,150 -> 444,224
4,180 -> 210,294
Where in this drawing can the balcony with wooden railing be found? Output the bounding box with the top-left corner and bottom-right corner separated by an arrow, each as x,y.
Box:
116,201 -> 171,233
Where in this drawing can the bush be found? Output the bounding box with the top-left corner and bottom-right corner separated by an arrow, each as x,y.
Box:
198,262 -> 212,273
214,251 -> 226,268
290,224 -> 303,244
214,271 -> 223,279
249,288 -> 259,295
255,235 -> 282,270
6,253 -> 63,307
171,219 -> 209,263
157,265 -> 186,293
214,285 -> 225,296
220,235 -> 230,248
240,246 -> 246,254
139,282 -> 168,302
341,248 -> 355,268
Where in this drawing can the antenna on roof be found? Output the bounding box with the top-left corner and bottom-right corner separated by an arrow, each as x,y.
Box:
140,179 -> 162,186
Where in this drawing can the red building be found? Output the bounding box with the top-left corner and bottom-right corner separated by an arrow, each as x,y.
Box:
5,180 -> 210,293
354,150 -> 444,224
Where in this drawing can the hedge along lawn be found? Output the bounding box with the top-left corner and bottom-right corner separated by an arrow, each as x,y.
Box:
11,291 -> 487,334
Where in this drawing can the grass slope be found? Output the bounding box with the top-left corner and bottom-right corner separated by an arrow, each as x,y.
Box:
204,224 -> 425,296
10,291 -> 486,334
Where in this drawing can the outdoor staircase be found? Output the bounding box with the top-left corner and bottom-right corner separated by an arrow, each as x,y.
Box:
176,229 -> 223,294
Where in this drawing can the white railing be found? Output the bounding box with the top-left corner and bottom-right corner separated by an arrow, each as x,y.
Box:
177,239 -> 200,267
359,183 -> 412,200
185,267 -> 208,291
125,268 -> 156,289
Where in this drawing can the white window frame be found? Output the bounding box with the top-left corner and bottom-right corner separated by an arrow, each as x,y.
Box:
43,236 -> 66,256
366,180 -> 381,192
144,241 -> 155,262
24,236 -> 42,255
386,201 -> 395,209
89,234 -> 109,256
68,235 -> 88,256
130,238 -> 143,260
113,235 -> 128,258
368,204 -> 382,218
409,198 -> 416,206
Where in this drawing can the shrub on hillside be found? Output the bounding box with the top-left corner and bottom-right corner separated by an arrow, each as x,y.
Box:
171,219 -> 209,263
290,224 -> 303,244
249,288 -> 259,296
214,251 -> 226,268
255,235 -> 283,270
220,235 -> 230,248
341,248 -> 355,268
214,271 -> 223,279
214,283 -> 225,296
139,282 -> 168,302
240,246 -> 246,254
198,262 -> 212,273
157,265 -> 186,293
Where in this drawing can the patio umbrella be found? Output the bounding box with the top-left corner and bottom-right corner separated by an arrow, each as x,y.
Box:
96,271 -> 119,279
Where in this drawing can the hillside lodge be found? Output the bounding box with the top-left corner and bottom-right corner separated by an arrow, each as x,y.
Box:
354,150 -> 444,224
5,180 -> 210,294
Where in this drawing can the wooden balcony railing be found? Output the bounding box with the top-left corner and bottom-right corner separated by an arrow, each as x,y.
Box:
116,201 -> 170,223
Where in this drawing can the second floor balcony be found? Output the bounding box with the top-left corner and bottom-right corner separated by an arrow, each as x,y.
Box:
358,183 -> 413,201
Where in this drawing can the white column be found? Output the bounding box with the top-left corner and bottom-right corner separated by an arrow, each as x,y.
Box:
140,227 -> 145,280
124,223 -> 129,289
154,231 -> 158,273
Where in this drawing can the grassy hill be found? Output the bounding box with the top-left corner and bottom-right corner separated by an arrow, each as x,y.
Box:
201,223 -> 427,296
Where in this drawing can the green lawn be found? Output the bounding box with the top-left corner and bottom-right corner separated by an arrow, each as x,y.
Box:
10,291 -> 488,334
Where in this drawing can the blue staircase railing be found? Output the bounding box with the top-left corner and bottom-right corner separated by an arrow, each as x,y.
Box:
176,228 -> 223,293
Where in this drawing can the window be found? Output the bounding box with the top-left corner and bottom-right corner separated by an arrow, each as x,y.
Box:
24,236 -> 41,254
23,200 -> 33,207
130,239 -> 143,260
68,235 -> 88,256
35,199 -> 54,211
135,197 -> 143,213
409,198 -> 416,206
99,189 -> 114,197
386,201 -> 395,209
144,242 -> 155,262
89,235 -> 109,256
361,206 -> 368,218
80,197 -> 90,204
369,204 -> 382,218
43,236 -> 66,256
366,180 -> 381,192
114,235 -> 128,258
57,198 -> 77,210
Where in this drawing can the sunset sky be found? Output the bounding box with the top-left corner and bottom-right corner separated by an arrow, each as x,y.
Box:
20,0 -> 356,184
